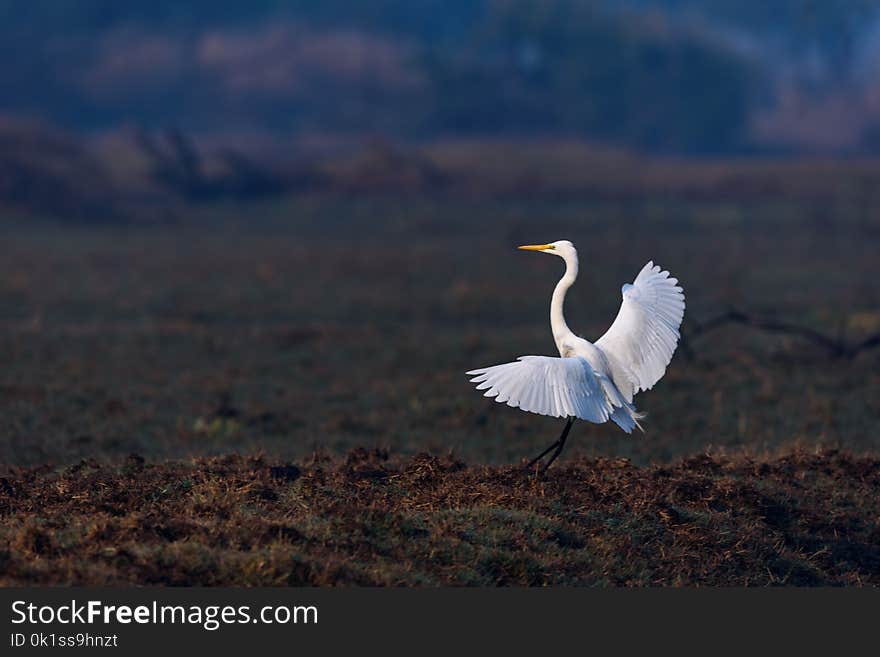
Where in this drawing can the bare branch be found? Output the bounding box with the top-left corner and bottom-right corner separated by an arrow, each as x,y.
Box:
682,309 -> 880,359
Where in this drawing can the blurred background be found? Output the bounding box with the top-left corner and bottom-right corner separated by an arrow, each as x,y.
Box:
1,0 -> 879,468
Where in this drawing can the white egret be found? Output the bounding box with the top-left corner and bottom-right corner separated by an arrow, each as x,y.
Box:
467,240 -> 685,472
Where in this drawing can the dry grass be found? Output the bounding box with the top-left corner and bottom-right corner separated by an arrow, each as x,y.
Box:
1,448 -> 877,586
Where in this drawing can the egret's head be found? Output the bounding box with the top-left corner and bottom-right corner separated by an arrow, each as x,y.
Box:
517,240 -> 575,260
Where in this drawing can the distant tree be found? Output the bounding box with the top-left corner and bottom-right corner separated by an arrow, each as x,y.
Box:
622,0 -> 880,83
421,0 -> 756,152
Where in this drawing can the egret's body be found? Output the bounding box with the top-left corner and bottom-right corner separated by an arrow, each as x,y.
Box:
467,240 -> 685,471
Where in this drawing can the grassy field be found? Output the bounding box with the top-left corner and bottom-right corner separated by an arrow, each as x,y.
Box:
2,194 -> 878,467
1,151 -> 879,584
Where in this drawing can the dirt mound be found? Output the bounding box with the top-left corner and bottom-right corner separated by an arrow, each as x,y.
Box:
1,449 -> 877,586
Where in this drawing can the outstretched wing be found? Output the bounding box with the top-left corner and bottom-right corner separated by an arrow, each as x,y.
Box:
595,261 -> 685,402
467,355 -> 639,432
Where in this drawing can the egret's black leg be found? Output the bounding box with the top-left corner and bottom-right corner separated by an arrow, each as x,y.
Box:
526,438 -> 561,470
526,417 -> 575,472
541,417 -> 574,473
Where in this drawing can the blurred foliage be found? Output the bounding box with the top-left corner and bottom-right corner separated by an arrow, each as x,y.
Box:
423,0 -> 755,151
0,0 -> 759,152
4,0 -> 880,151
624,0 -> 880,80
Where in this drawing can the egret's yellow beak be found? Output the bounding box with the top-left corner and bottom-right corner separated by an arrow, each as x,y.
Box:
518,244 -> 555,251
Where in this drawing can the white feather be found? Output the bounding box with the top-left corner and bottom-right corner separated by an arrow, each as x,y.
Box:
595,261 -> 686,402
467,356 -> 640,433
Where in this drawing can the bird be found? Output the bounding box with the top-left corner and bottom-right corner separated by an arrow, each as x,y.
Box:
467,240 -> 685,472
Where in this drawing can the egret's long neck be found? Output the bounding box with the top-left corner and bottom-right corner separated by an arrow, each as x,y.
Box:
550,251 -> 578,349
